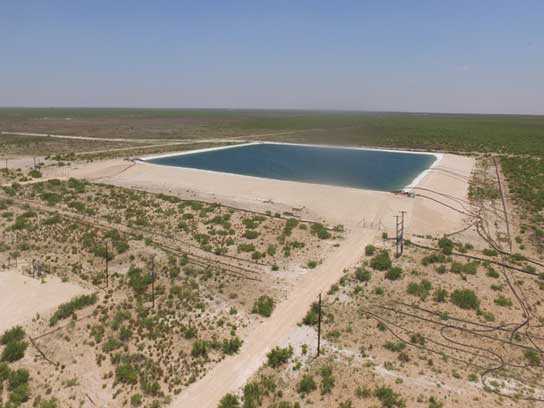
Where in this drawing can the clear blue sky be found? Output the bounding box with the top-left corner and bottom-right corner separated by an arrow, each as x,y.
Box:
1,0 -> 543,114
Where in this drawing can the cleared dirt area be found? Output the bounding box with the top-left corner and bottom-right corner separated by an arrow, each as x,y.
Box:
0,269 -> 87,333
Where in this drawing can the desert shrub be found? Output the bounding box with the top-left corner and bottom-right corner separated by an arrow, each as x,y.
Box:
127,266 -> 152,294
8,368 -> 29,390
494,295 -> 513,307
218,393 -> 240,408
433,288 -> 448,303
355,267 -> 371,282
365,244 -> 376,256
410,333 -> 425,345
384,341 -> 406,352
374,386 -> 405,408
385,266 -> 402,281
9,383 -> 30,404
486,267 -> 500,278
238,243 -> 255,253
102,337 -> 123,353
222,337 -> 242,355
1,340 -> 27,362
49,293 -> 97,326
115,363 -> 138,384
311,223 -> 331,239
39,398 -> 59,408
242,381 -> 265,407
297,374 -> 317,396
267,346 -> 293,368
421,253 -> 445,266
370,251 -> 392,271
524,349 -> 541,366
191,340 -> 209,358
0,362 -> 10,381
307,260 -> 318,269
29,169 -> 42,178
438,237 -> 454,255
462,261 -> 479,275
406,280 -> 432,300
302,303 -> 320,326
267,244 -> 277,256
40,191 -> 61,206
244,230 -> 260,240
1,326 -> 25,344
252,295 -> 275,317
130,394 -> 143,407
483,248 -> 498,257
320,366 -> 335,395
451,289 -> 480,310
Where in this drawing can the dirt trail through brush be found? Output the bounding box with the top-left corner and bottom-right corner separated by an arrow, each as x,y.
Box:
171,227 -> 373,408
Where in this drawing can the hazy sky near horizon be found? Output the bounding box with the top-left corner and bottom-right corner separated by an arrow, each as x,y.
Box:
1,1 -> 543,114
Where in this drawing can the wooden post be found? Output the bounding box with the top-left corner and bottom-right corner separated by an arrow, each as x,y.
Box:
317,293 -> 322,357
151,256 -> 156,309
105,242 -> 109,288
400,210 -> 406,256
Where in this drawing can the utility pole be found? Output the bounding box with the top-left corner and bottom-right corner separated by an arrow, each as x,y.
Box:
150,256 -> 156,309
105,242 -> 109,288
400,210 -> 406,256
317,293 -> 322,357
395,215 -> 400,258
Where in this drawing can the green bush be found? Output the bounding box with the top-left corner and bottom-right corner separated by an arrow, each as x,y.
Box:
243,230 -> 260,240
9,383 -> 30,404
451,289 -> 480,310
483,248 -> 498,257
355,267 -> 371,282
218,393 -> 240,408
438,237 -> 454,255
191,340 -> 209,358
252,295 -> 275,317
421,253 -> 445,266
385,267 -> 402,281
524,349 -> 541,367
307,260 -> 318,269
365,245 -> 376,256
130,394 -> 143,407
39,398 -> 59,408
406,280 -> 432,300
370,251 -> 392,271
297,374 -> 317,396
319,366 -> 335,395
222,337 -> 242,355
115,363 -> 138,384
1,326 -> 25,344
311,223 -> 331,239
494,295 -> 513,307
8,368 -> 29,390
267,346 -> 293,368
49,293 -> 97,326
384,341 -> 406,353
433,288 -> 448,303
374,386 -> 405,408
1,340 -> 28,362
302,303 -> 320,326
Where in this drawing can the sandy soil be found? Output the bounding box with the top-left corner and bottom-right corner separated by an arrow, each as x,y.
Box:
0,268 -> 88,333
40,147 -> 474,407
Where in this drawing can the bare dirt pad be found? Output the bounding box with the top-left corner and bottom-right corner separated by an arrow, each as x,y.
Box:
0,269 -> 87,332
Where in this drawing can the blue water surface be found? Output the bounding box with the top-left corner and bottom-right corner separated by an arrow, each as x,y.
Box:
146,143 -> 436,192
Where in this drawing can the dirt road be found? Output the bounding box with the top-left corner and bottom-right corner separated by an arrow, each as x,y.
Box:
171,227 -> 374,408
